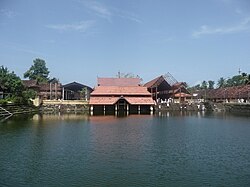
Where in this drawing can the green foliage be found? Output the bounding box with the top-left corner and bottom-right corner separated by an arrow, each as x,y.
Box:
0,66 -> 35,105
187,84 -> 200,92
217,73 -> 249,88
208,80 -> 215,89
217,77 -> 226,88
0,99 -> 8,106
22,89 -> 37,100
0,66 -> 24,96
24,58 -> 50,83
116,72 -> 143,83
201,81 -> 208,89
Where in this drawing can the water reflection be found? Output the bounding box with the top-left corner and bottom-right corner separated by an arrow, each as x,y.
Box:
32,113 -> 90,123
1,111 -> 250,186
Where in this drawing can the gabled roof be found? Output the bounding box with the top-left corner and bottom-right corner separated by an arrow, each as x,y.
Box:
144,75 -> 171,88
91,86 -> 151,96
97,77 -> 141,87
172,82 -> 187,89
63,81 -> 93,92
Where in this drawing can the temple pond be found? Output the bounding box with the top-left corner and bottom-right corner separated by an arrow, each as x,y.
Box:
0,112 -> 250,186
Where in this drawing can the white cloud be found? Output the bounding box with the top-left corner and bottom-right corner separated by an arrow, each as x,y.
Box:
46,21 -> 95,32
192,17 -> 250,38
81,0 -> 112,21
112,8 -> 143,24
79,0 -> 142,23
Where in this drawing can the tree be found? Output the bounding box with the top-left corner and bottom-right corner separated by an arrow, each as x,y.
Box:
24,58 -> 50,83
200,81 -> 208,89
226,75 -> 245,87
0,66 -> 24,96
208,80 -> 215,89
217,77 -> 226,88
116,72 -> 143,83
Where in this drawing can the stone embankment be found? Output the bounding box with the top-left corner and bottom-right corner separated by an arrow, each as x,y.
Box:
224,103 -> 250,114
41,100 -> 89,113
0,104 -> 38,121
155,103 -> 205,112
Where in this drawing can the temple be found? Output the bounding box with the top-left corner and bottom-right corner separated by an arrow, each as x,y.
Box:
144,74 -> 191,103
89,77 -> 154,114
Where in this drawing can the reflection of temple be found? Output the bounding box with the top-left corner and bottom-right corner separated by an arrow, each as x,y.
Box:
89,78 -> 154,114
32,113 -> 89,122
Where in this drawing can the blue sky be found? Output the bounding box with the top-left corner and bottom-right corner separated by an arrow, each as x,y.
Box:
1,0 -> 250,87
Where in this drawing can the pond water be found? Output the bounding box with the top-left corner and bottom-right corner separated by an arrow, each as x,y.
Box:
0,112 -> 250,186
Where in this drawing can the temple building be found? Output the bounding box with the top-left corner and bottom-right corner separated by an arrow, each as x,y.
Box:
89,78 -> 154,114
62,82 -> 93,101
144,74 -> 191,103
22,79 -> 62,100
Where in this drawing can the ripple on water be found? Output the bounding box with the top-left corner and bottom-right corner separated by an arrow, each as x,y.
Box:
0,113 -> 250,186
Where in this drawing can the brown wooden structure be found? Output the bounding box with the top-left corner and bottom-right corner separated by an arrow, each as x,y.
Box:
144,75 -> 191,103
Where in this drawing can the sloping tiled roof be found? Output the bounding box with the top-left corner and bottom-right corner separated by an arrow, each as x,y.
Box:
91,86 -> 151,96
22,80 -> 39,88
174,93 -> 192,98
194,85 -> 250,99
89,97 -> 119,105
144,75 -> 163,88
62,81 -> 93,92
124,97 -> 154,105
97,78 -> 141,86
89,96 -> 154,105
171,82 -> 188,90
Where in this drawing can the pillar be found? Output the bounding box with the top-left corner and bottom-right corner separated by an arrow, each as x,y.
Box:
150,106 -> 153,112
138,105 -> 140,114
50,82 -> 52,100
115,104 -> 117,111
62,87 -> 65,100
55,83 -> 57,100
155,87 -> 158,102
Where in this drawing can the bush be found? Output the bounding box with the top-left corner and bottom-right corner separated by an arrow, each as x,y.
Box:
0,99 -> 8,106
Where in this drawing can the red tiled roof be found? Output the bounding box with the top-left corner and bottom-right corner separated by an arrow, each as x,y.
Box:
144,75 -> 163,88
97,78 -> 141,86
91,86 -> 151,96
89,96 -> 154,105
174,93 -> 192,98
124,97 -> 154,105
89,97 -> 119,105
195,85 -> 250,99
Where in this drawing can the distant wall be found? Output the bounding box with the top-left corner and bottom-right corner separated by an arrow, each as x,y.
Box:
224,103 -> 250,113
41,100 -> 89,112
